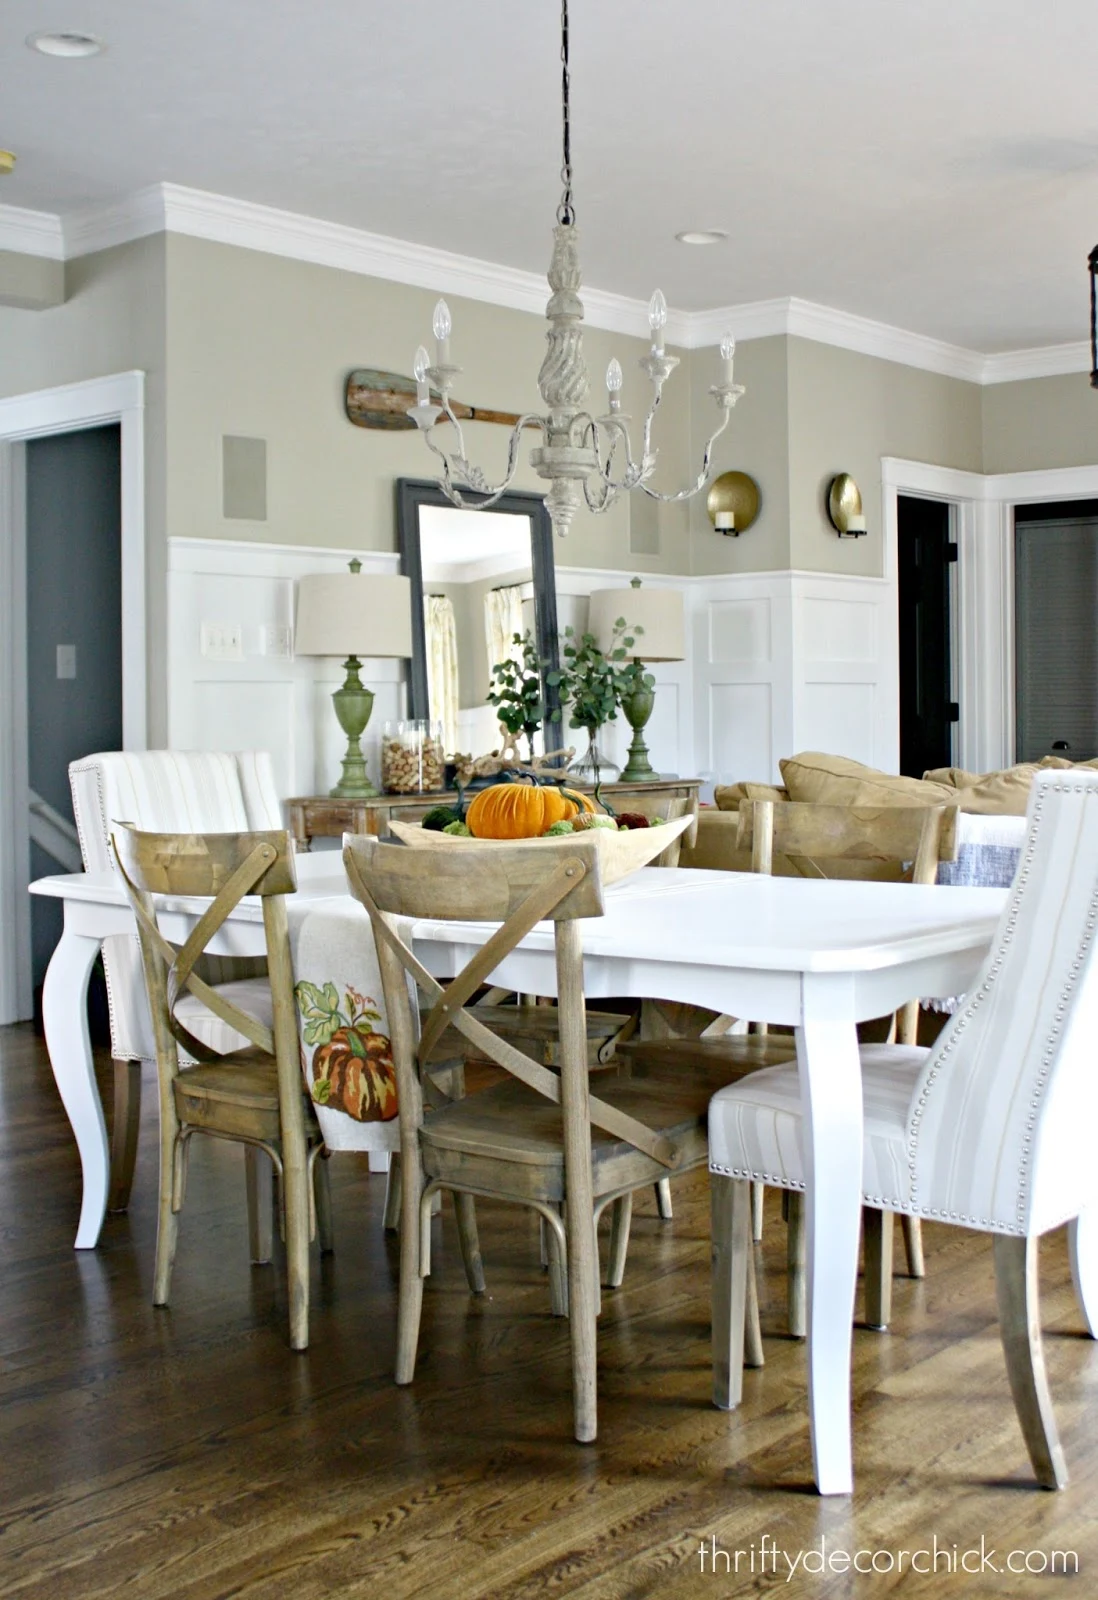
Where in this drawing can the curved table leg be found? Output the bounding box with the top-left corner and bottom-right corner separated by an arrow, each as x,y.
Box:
797,984 -> 862,1497
1068,1211 -> 1098,1339
42,928 -> 109,1250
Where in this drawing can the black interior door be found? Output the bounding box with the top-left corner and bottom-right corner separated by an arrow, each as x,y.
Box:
898,496 -> 956,777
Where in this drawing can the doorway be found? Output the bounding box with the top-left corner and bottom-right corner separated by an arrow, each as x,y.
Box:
25,426 -> 123,1019
1014,500 -> 1098,763
897,495 -> 957,777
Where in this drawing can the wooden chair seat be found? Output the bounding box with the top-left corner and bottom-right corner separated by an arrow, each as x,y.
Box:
615,1033 -> 796,1075
421,1066 -> 726,1198
172,1054 -> 319,1144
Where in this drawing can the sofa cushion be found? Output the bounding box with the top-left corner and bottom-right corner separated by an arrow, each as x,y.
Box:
779,751 -> 957,809
713,781 -> 789,811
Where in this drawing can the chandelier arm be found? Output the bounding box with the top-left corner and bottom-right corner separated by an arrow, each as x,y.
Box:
580,414 -> 644,495
637,406 -> 733,503
423,414 -> 547,510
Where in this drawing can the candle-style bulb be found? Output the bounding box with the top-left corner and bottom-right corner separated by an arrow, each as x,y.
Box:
647,289 -> 667,334
606,358 -> 623,393
432,299 -> 452,342
414,345 -> 429,382
720,332 -> 735,361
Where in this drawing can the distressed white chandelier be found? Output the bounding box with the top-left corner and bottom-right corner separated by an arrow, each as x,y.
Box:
407,0 -> 744,538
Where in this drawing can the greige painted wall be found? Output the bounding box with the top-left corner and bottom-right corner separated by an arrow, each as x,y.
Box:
786,338 -> 984,576
165,234 -> 692,573
981,373 -> 1098,474
686,335 -> 791,575
0,250 -> 64,311
0,237 -> 168,739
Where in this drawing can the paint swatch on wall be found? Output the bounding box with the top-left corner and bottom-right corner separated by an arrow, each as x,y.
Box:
222,435 -> 267,521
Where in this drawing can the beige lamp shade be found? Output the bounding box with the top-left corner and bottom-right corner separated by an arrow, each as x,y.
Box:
295,571 -> 413,658
587,581 -> 685,661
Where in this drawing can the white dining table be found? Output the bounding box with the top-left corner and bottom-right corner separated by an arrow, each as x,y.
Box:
29,856 -> 1005,1496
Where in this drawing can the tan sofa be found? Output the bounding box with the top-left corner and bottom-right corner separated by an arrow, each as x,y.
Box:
681,749 -> 1092,874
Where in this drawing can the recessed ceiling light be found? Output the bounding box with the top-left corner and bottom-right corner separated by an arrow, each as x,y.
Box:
26,31 -> 104,58
675,229 -> 728,246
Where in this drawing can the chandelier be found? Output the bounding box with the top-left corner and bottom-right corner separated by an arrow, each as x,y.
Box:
406,0 -> 745,537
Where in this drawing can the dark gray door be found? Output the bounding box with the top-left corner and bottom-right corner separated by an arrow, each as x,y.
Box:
898,496 -> 957,777
1015,502 -> 1098,764
25,425 -> 122,1009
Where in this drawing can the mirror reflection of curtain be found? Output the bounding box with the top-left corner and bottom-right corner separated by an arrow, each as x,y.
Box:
423,594 -> 460,753
484,584 -> 526,680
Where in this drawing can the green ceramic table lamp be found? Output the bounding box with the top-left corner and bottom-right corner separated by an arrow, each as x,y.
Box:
295,559 -> 413,797
587,577 -> 685,782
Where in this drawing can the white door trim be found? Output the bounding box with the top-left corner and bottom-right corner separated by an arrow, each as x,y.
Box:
0,370 -> 146,1023
882,457 -> 1098,778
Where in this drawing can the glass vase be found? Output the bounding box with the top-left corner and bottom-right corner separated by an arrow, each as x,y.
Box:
567,731 -> 621,786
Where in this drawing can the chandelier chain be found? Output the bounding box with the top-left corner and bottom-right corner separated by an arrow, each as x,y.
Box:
557,0 -> 575,226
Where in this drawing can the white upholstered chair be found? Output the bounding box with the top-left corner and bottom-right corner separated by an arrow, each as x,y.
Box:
69,751 -> 280,1218
709,769 -> 1098,1489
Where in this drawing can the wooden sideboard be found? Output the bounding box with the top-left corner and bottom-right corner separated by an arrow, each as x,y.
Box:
286,778 -> 701,851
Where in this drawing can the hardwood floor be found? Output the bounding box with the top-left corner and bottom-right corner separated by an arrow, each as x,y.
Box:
1,1022 -> 1096,1598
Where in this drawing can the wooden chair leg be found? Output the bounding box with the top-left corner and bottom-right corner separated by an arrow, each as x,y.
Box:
863,1206 -> 894,1330
605,1192 -> 633,1289
395,1145 -> 426,1385
993,1233 -> 1068,1490
750,1180 -> 765,1242
786,1190 -> 807,1339
546,1208 -> 568,1317
383,1150 -> 402,1233
454,1192 -> 486,1293
655,1177 -> 673,1219
745,1244 -> 764,1369
1068,1211 -> 1098,1339
901,1215 -> 926,1278
711,1174 -> 752,1408
556,920 -> 599,1443
314,1152 -> 334,1254
245,1146 -> 274,1264
109,1059 -> 143,1213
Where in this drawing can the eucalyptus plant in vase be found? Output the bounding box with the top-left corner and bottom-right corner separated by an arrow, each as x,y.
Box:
485,629 -> 547,763
548,619 -> 644,784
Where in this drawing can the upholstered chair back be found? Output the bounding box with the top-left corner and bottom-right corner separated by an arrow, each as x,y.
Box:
909,770 -> 1098,1236
69,751 -> 282,1061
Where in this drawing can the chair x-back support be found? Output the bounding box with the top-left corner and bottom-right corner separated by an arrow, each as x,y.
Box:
69,752 -> 282,1215
709,772 -> 1098,1489
343,826 -> 720,1443
111,824 -> 331,1351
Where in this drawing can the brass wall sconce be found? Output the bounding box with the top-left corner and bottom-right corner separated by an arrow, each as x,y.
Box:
828,473 -> 867,537
706,470 -> 759,536
0,152 -> 15,176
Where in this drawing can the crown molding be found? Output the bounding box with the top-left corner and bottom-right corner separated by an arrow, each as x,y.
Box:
5,184 -> 1093,386
979,341 -> 1091,385
0,203 -> 64,261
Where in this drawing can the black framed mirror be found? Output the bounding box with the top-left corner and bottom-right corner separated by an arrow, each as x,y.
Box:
395,478 -> 562,754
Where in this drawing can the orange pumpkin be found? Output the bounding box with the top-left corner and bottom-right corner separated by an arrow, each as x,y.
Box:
312,1026 -> 398,1121
465,780 -> 596,839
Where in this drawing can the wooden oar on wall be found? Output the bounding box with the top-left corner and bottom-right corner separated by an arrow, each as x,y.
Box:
345,368 -> 537,432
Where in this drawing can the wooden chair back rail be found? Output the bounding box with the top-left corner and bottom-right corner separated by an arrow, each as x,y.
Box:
354,833 -> 608,923
736,801 -> 959,880
112,831 -> 278,1062
343,843 -> 681,1170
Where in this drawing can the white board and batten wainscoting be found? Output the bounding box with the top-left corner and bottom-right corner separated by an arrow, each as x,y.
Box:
168,538 -> 896,795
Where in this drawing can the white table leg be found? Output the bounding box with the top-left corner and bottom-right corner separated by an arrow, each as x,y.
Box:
1069,1211 -> 1098,1338
796,983 -> 863,1496
42,928 -> 109,1250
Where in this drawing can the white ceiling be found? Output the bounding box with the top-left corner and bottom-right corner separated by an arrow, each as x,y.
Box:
4,0 -> 1098,352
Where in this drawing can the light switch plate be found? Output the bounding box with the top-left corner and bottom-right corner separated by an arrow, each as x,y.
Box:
56,644 -> 77,680
200,622 -> 244,661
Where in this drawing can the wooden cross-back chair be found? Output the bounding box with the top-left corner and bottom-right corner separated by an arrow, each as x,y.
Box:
620,798 -> 959,1333
343,830 -> 727,1443
111,824 -> 331,1351
738,800 -> 959,1331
